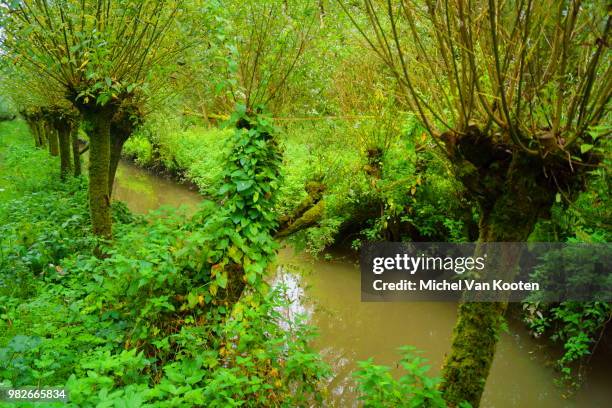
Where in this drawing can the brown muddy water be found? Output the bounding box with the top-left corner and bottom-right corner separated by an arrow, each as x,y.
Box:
113,160 -> 612,408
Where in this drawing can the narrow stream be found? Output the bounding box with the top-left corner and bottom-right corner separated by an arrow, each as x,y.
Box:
113,160 -> 611,408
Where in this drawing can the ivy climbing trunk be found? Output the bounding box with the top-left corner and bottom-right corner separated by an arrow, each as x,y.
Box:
84,109 -> 114,240
440,152 -> 556,408
57,124 -> 72,180
72,126 -> 81,176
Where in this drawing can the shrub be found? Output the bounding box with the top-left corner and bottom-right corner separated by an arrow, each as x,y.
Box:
354,346 -> 470,408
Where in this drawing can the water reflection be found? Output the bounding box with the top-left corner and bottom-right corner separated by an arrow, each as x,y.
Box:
274,247 -> 611,408
113,160 -> 201,215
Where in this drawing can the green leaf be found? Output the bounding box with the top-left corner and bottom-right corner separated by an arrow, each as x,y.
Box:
580,144 -> 593,154
245,271 -> 257,284
217,272 -> 228,289
228,245 -> 242,263
236,180 -> 253,192
187,292 -> 198,309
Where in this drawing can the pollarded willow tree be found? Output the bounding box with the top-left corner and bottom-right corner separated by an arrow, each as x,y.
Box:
0,65 -> 81,177
340,0 -> 611,406
0,0 -> 183,240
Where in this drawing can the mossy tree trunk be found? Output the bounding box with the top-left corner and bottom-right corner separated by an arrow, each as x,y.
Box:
439,203 -> 541,407
36,125 -> 45,147
47,123 -> 59,157
71,124 -> 82,176
57,122 -> 72,180
25,120 -> 44,147
83,108 -> 115,240
36,122 -> 47,148
439,130 -> 558,407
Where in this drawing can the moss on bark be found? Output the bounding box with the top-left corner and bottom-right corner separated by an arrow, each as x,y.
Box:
108,100 -> 142,194
276,200 -> 325,237
58,124 -> 72,179
439,129 -> 557,407
85,108 -> 114,240
72,126 -> 81,176
47,124 -> 59,156
440,302 -> 507,407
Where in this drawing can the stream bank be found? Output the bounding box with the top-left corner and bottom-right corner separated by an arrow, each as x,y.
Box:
113,159 -> 612,408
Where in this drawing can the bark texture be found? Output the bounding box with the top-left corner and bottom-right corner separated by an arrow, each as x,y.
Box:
47,124 -> 59,157
440,200 -> 540,407
72,126 -> 82,176
57,124 -> 72,179
85,109 -> 114,240
439,127 -> 557,407
108,132 -> 129,194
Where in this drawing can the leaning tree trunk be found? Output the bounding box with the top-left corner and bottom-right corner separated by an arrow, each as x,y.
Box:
57,123 -> 72,180
438,131 -> 557,407
83,109 -> 114,240
107,102 -> 141,195
71,125 -> 82,176
108,129 -> 131,195
439,205 -> 539,407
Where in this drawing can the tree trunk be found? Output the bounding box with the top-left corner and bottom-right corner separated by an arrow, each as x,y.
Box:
85,109 -> 114,240
48,124 -> 59,157
108,130 -> 130,195
72,126 -> 81,177
440,152 -> 555,407
439,215 -> 532,407
36,122 -> 47,148
58,124 -> 72,180
27,121 -> 43,147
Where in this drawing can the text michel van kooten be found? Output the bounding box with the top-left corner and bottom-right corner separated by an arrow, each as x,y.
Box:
369,253 -> 540,292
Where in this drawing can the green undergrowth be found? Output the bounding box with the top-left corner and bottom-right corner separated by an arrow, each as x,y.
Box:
524,153 -> 612,389
274,117 -> 474,253
123,117 -> 232,196
0,120 -> 329,407
354,346 -> 471,408
1,118 -> 465,407
124,114 -> 474,256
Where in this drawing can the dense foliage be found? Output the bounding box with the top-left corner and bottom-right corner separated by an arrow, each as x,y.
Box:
0,0 -> 609,407
0,121 -> 328,407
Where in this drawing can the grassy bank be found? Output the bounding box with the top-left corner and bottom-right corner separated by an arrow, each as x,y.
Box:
124,116 -> 475,254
